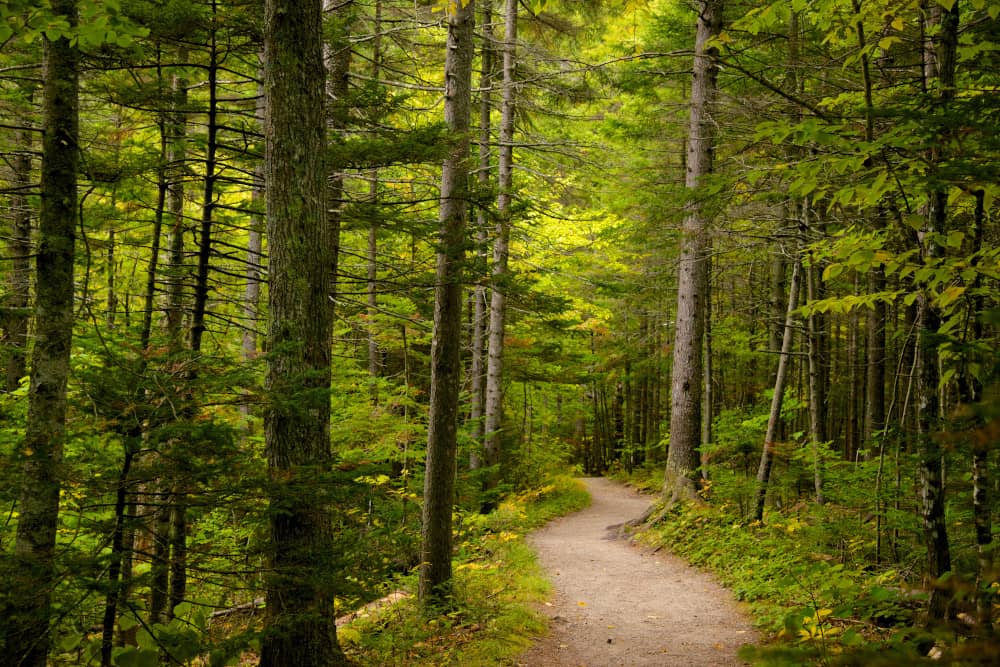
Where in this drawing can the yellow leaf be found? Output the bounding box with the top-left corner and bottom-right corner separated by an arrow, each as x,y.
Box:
577,601 -> 587,606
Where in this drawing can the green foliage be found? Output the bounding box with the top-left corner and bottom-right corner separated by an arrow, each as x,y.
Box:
343,476 -> 589,665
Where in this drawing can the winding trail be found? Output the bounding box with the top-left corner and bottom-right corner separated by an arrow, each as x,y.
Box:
518,477 -> 757,666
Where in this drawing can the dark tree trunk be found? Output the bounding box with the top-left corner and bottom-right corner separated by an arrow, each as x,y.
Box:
260,0 -> 346,663
9,3 -> 78,665
420,0 -> 476,605
3,120 -> 32,393
917,0 -> 958,624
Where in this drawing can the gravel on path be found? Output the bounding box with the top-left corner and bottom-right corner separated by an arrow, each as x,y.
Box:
517,477 -> 757,666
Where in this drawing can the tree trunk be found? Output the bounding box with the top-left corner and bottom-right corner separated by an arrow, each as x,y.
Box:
243,59 -> 265,369
419,0 -> 476,606
754,257 -> 801,523
664,0 -> 722,503
917,0 -> 958,624
701,255 -> 713,479
189,16 -> 218,354
3,118 -> 32,392
805,258 -> 827,504
323,0 -> 354,308
166,46 -> 188,341
10,3 -> 78,665
468,0 -> 494,468
260,0 -> 347,663
482,0 -> 518,473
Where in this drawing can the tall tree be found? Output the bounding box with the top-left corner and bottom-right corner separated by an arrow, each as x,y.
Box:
916,0 -> 959,623
468,0 -> 495,464
8,1 -> 78,664
482,0 -> 518,477
2,119 -> 32,393
663,0 -> 723,503
420,0 -> 476,605
260,0 -> 347,663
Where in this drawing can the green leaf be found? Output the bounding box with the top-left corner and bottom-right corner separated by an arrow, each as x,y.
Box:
822,263 -> 844,282
113,647 -> 159,667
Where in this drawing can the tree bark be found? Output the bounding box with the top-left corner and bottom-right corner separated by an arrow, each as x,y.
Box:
10,3 -> 78,665
917,0 -> 958,624
243,59 -> 265,369
664,0 -> 722,503
754,256 -> 801,523
3,118 -> 32,392
324,0 -> 354,308
420,0 -> 476,605
805,258 -> 827,504
166,47 -> 188,341
260,0 -> 347,663
468,0 -> 494,467
482,0 -> 518,474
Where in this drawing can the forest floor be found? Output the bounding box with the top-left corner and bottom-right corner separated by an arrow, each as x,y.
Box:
517,477 -> 758,666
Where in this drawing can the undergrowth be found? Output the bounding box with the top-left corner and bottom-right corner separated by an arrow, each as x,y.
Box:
342,474 -> 590,665
608,466 -> 1000,666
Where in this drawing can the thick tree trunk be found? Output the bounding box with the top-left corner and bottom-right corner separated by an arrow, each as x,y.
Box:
482,0 -> 518,473
420,0 -> 475,605
664,0 -> 722,503
10,3 -> 78,665
260,0 -> 346,663
754,257 -> 801,523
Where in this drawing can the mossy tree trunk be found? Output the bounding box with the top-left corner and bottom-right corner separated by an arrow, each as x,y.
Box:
9,2 -> 78,664
260,0 -> 347,663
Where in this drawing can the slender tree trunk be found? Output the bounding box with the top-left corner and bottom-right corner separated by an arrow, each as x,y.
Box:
805,258 -> 827,504
852,0 -> 886,455
664,0 -> 722,503
9,3 -> 78,665
189,12 -> 218,354
420,0 -> 476,605
243,60 -> 265,370
468,0 -> 494,467
701,256 -> 713,479
324,0 -> 354,307
482,0 -> 518,474
166,47 -> 188,340
754,257 -> 802,523
965,190 -> 991,628
366,0 -> 383,404
3,120 -> 32,392
260,0 -> 346,663
917,0 -> 958,624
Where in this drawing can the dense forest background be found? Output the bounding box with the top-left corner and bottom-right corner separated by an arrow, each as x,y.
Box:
1,0 -> 997,664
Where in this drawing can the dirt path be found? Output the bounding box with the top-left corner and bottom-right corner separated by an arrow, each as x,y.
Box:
517,477 -> 757,666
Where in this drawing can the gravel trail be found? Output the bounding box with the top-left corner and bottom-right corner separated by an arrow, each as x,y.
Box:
517,477 -> 757,666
